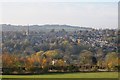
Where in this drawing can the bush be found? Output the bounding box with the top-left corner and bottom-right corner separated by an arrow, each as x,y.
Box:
3,68 -> 14,74
67,65 -> 79,72
91,66 -> 98,72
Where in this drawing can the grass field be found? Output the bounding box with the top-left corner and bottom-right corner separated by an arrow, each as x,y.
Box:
0,72 -> 118,78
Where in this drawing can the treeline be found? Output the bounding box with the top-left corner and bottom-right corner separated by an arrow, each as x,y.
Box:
2,49 -> 119,74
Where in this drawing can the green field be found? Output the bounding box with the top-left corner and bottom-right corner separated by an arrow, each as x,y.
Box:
0,72 -> 118,78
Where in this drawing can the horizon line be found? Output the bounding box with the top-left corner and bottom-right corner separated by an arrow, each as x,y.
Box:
0,23 -> 118,30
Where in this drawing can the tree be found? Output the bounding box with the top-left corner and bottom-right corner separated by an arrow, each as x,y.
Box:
96,48 -> 104,67
24,54 -> 42,71
44,49 -> 63,59
50,29 -> 55,32
35,51 -> 44,57
2,53 -> 21,68
2,53 -> 22,73
79,50 -> 94,66
56,59 -> 66,66
105,52 -> 118,71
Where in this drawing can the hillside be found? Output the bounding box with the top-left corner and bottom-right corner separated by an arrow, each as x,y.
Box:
1,24 -> 92,32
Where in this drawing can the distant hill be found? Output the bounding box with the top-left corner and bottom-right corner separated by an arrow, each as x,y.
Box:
1,24 -> 93,32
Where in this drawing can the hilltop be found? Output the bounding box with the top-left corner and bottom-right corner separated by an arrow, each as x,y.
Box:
1,24 -> 93,32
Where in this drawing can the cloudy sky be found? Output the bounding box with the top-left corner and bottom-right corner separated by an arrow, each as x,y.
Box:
0,0 -> 118,29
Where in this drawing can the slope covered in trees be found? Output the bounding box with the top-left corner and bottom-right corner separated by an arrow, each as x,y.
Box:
1,24 -> 119,74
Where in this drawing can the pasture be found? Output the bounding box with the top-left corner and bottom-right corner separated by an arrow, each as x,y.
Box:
0,72 -> 118,78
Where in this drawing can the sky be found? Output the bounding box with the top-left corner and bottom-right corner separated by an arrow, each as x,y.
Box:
0,0 -> 119,2
0,0 -> 119,29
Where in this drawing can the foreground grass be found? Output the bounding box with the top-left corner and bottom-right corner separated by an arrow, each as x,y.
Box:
0,72 -> 118,78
